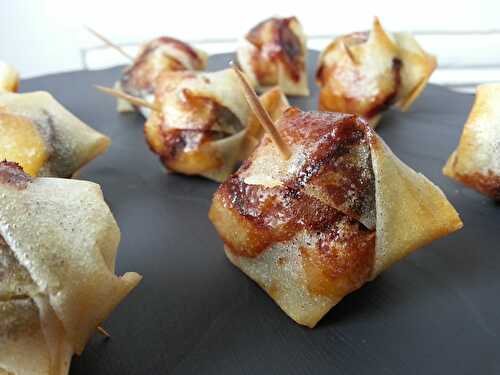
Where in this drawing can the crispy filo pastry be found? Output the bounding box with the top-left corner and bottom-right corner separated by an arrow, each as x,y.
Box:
144,69 -> 289,182
443,83 -> 500,199
0,91 -> 110,177
209,108 -> 462,327
0,61 -> 20,92
237,16 -> 309,96
116,37 -> 208,114
0,161 -> 141,375
316,18 -> 436,127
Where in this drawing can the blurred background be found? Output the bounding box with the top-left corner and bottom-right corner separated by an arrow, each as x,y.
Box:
1,0 -> 499,92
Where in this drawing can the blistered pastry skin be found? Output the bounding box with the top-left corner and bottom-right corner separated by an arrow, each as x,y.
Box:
316,18 -> 436,127
237,17 -> 309,96
144,69 -> 289,181
210,108 -> 462,327
443,83 -> 500,199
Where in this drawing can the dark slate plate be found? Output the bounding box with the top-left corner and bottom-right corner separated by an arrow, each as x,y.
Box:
21,51 -> 500,375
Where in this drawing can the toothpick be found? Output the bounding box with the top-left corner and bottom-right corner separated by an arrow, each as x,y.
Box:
85,26 -> 134,61
96,325 -> 111,338
95,85 -> 160,112
342,41 -> 358,64
230,62 -> 291,160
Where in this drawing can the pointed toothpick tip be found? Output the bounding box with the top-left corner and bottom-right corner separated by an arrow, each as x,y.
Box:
95,85 -> 160,112
85,25 -> 134,61
230,63 -> 291,160
97,325 -> 111,338
342,41 -> 358,65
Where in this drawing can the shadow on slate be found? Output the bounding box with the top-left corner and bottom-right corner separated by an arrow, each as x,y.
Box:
20,51 -> 500,375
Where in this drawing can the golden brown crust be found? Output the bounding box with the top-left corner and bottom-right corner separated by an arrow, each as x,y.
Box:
456,171 -> 500,200
443,84 -> 500,200
210,110 -> 377,298
300,228 -> 375,298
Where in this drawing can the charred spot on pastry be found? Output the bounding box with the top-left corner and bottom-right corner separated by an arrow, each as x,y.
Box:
159,129 -> 224,163
218,173 -> 377,286
215,110 -> 377,259
246,17 -> 304,83
276,18 -> 303,81
279,20 -> 301,60
0,161 -> 32,190
364,57 -> 403,119
392,57 -> 403,93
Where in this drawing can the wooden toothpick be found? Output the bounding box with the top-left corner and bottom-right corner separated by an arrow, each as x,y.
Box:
342,41 -> 358,65
85,26 -> 134,61
230,62 -> 291,160
96,325 -> 111,338
95,85 -> 160,112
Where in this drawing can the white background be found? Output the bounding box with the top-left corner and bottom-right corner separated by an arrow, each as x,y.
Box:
1,0 -> 499,89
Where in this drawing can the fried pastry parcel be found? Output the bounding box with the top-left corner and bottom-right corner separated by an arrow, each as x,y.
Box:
0,162 -> 141,375
237,16 -> 309,96
210,108 -> 462,327
316,18 -> 436,127
0,92 -> 110,177
144,69 -> 289,181
443,83 -> 500,199
116,37 -> 208,114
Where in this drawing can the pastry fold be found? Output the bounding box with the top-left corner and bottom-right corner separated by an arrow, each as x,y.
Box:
443,83 -> 500,199
144,69 -> 289,182
0,92 -> 110,177
316,18 -> 436,127
209,108 -> 462,327
237,16 -> 309,96
117,37 -> 208,114
0,162 -> 141,375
